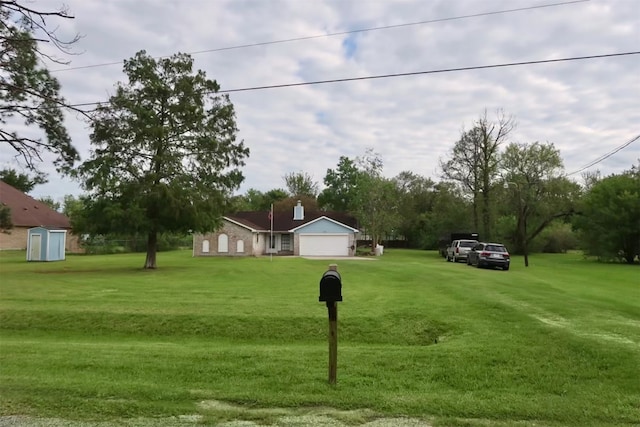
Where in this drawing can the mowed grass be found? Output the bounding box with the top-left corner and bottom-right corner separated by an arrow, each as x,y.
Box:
0,249 -> 638,426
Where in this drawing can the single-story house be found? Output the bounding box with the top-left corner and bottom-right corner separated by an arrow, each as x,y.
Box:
193,201 -> 360,257
0,181 -> 81,252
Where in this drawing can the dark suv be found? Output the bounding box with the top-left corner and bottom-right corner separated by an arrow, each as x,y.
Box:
467,242 -> 510,270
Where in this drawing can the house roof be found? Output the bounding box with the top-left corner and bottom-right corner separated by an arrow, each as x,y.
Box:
289,215 -> 359,233
225,210 -> 359,233
0,181 -> 71,229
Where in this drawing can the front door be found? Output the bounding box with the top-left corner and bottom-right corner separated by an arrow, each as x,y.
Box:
29,234 -> 42,261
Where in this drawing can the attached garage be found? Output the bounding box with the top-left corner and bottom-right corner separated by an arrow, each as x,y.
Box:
292,216 -> 359,257
299,234 -> 350,257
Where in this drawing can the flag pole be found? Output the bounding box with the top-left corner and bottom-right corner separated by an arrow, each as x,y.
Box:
270,203 -> 273,262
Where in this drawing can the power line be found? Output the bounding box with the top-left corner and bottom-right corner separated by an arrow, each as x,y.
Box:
49,0 -> 590,73
58,51 -> 640,110
220,52 -> 639,94
566,134 -> 640,176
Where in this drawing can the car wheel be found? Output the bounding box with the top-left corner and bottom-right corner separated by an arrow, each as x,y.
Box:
466,257 -> 471,266
453,255 -> 458,263
503,266 -> 510,271
476,261 -> 482,268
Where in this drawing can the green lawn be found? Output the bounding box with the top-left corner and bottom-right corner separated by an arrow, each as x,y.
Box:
0,249 -> 638,426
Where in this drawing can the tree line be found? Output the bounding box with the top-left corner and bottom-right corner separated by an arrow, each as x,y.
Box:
1,1 -> 638,267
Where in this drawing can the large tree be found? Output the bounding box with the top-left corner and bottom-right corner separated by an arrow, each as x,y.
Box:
393,171 -> 436,247
441,110 -> 515,240
352,149 -> 400,252
0,1 -> 82,173
318,156 -> 361,211
230,188 -> 288,212
501,142 -> 578,266
574,165 -> 640,264
76,50 -> 249,269
283,171 -> 319,198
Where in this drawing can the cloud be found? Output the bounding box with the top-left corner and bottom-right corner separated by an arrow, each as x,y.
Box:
6,0 -> 637,203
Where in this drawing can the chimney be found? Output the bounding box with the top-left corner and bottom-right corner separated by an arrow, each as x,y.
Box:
293,200 -> 304,220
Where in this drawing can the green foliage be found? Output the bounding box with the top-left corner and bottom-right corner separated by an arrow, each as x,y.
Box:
75,50 -> 249,268
393,172 -> 435,239
0,169 -> 47,193
273,194 -> 319,212
352,149 -> 400,249
414,182 -> 474,250
392,171 -> 465,249
575,168 -> 640,264
501,142 -> 579,264
535,221 -> 579,253
491,214 -> 517,249
37,196 -> 60,212
0,2 -> 80,173
231,188 -> 288,212
0,203 -> 12,229
283,171 -> 319,198
0,250 -> 638,426
318,156 -> 361,211
81,233 -> 192,254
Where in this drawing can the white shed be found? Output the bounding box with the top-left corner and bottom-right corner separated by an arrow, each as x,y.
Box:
27,226 -> 67,262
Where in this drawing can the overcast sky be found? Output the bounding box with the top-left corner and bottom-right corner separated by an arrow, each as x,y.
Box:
4,0 -> 639,202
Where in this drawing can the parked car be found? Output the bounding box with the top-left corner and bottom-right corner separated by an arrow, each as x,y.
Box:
467,242 -> 510,270
446,239 -> 478,262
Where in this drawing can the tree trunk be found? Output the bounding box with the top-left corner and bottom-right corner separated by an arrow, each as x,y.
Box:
523,215 -> 529,267
144,230 -> 158,269
472,192 -> 479,232
482,187 -> 491,241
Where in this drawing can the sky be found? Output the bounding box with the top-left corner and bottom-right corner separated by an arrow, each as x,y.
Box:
3,0 -> 639,203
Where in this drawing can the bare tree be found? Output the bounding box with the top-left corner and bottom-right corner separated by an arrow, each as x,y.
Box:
283,171 -> 319,198
441,109 -> 515,240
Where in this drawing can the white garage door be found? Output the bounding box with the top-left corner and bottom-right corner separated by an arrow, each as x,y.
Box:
299,234 -> 350,257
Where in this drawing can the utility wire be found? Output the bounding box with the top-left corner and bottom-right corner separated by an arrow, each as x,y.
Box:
565,134 -> 640,176
220,52 -> 639,94
49,0 -> 590,73
57,50 -> 640,110
12,50 -> 635,114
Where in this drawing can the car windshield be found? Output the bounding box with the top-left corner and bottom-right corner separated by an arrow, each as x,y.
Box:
486,245 -> 506,252
459,241 -> 476,247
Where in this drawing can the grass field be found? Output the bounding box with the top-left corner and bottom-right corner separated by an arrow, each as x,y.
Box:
0,249 -> 638,427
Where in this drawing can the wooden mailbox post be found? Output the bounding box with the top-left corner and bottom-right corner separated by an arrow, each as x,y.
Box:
319,263 -> 342,385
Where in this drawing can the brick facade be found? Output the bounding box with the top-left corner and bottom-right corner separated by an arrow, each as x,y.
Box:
193,220 -> 258,257
0,227 -> 83,253
0,227 -> 28,250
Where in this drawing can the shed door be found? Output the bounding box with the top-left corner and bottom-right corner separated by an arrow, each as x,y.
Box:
29,234 -> 42,261
299,234 -> 349,257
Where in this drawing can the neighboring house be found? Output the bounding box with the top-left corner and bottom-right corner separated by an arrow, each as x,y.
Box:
0,181 -> 81,252
193,201 -> 359,257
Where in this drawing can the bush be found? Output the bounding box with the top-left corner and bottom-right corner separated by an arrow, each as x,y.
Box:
537,222 -> 578,253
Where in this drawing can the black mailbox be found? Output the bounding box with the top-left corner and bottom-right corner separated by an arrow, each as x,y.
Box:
319,270 -> 342,302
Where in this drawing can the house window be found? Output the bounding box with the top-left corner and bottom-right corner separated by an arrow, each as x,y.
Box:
202,240 -> 210,253
236,240 -> 244,253
269,235 -> 276,249
218,234 -> 229,253
281,234 -> 291,251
